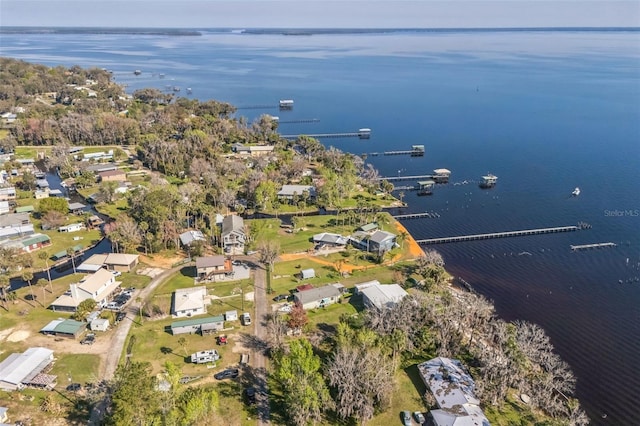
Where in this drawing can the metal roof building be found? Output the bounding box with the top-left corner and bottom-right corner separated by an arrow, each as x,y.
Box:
359,283 -> 408,310
170,315 -> 225,335
0,347 -> 55,391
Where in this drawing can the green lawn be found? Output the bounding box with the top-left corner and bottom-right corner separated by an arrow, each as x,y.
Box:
50,353 -> 101,384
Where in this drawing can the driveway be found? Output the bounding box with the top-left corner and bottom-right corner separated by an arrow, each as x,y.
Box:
88,265 -> 183,425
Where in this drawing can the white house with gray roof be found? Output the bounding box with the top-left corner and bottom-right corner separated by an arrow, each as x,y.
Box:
277,184 -> 316,202
293,285 -> 341,310
172,286 -> 209,318
418,357 -> 490,426
359,283 -> 408,310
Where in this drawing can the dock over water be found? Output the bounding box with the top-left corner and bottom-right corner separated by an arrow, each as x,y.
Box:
571,242 -> 616,251
416,225 -> 581,245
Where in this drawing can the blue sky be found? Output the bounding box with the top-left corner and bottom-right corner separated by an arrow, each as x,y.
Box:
1,1 -> 638,28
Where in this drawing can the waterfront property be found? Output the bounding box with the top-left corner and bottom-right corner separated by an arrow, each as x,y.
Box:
312,232 -> 348,249
432,168 -> 451,183
58,223 -> 86,233
293,284 -> 341,310
479,173 -> 498,188
77,253 -> 139,273
221,214 -> 246,254
97,169 -> 126,182
418,357 -> 490,426
358,282 -> 408,310
195,255 -> 233,281
68,202 -> 87,215
277,184 -> 316,203
170,315 -> 225,335
40,319 -> 86,339
0,233 -> 51,253
0,347 -> 56,391
171,286 -> 209,318
351,230 -> 397,254
50,268 -> 120,312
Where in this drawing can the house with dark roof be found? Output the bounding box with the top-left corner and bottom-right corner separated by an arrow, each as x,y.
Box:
418,357 -> 490,426
351,230 -> 397,254
195,256 -> 233,281
221,215 -> 246,254
293,285 -> 341,310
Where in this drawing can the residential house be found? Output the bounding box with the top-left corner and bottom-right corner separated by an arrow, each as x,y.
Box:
171,286 -> 209,318
221,215 -> 246,254
87,215 -> 104,229
68,202 -> 87,215
0,187 -> 16,201
0,213 -> 33,241
351,230 -> 396,254
195,256 -> 233,281
418,357 -> 490,426
34,189 -> 50,199
359,283 -> 408,310
77,253 -> 109,272
277,184 -> 316,203
0,233 -> 51,253
98,169 -> 127,182
232,144 -> 275,157
50,268 -> 120,312
312,232 -> 348,249
40,319 -> 86,339
293,284 -> 341,310
179,230 -> 206,247
104,253 -> 139,272
170,316 -> 225,335
0,347 -> 56,391
58,223 -> 86,233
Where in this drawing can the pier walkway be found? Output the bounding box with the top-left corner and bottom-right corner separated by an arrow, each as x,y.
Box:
416,225 -> 580,245
278,118 -> 320,124
393,212 -> 441,219
571,242 -> 616,251
375,174 -> 435,182
281,132 -> 368,139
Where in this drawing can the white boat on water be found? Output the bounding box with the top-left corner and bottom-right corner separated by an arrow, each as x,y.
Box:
572,187 -> 580,196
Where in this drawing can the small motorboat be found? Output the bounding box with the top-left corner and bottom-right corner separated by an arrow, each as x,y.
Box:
572,187 -> 580,196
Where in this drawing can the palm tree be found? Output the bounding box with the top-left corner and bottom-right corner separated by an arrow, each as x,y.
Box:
0,274 -> 9,310
38,250 -> 53,293
67,248 -> 77,274
397,231 -> 408,250
36,278 -> 48,307
22,269 -> 34,302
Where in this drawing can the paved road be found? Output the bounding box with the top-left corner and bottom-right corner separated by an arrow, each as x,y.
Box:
252,264 -> 271,425
88,265 -> 184,425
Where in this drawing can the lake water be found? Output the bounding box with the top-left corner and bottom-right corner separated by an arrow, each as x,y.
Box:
1,28 -> 639,425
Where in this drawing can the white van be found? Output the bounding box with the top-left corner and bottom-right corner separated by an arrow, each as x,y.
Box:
241,312 -> 252,326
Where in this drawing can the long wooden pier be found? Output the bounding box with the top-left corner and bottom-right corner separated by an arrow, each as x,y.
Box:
570,242 -> 616,251
282,132 -> 368,139
368,150 -> 425,157
375,174 -> 435,182
393,212 -> 441,219
278,118 -> 320,124
237,104 -> 277,110
416,225 -> 580,245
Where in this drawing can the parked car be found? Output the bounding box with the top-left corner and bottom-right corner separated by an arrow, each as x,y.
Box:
241,312 -> 252,326
111,270 -> 122,277
401,411 -> 412,426
80,333 -> 95,345
273,294 -> 288,302
116,312 -> 126,323
414,411 -> 426,424
214,368 -> 239,380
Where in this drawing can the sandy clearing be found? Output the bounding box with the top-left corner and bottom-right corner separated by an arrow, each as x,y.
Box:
7,330 -> 30,342
0,327 -> 14,342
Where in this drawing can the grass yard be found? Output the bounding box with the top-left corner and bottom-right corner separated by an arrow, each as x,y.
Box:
50,353 -> 101,384
14,145 -> 51,159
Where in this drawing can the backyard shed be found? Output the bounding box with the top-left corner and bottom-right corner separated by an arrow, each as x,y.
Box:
90,318 -> 109,332
300,268 -> 315,280
40,319 -> 86,339
225,310 -> 238,321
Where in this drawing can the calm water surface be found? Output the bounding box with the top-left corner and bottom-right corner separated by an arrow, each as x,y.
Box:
2,29 -> 639,425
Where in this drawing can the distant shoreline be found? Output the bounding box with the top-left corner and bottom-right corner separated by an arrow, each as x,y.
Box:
1,26 -> 638,37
